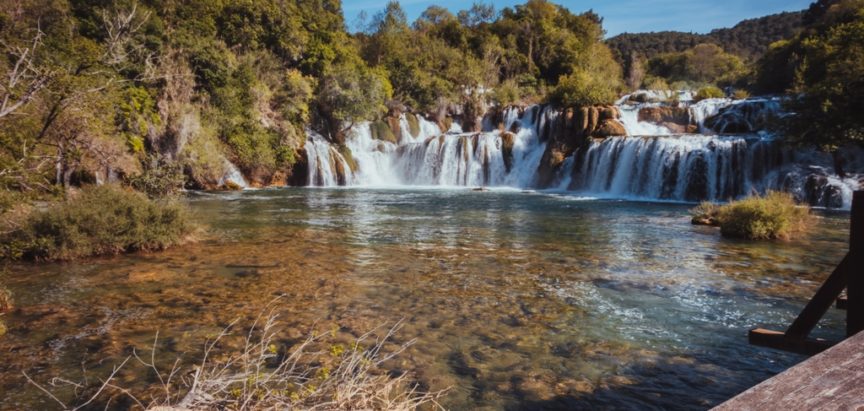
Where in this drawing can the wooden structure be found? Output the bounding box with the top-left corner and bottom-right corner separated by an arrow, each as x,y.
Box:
750,190 -> 864,355
715,329 -> 864,410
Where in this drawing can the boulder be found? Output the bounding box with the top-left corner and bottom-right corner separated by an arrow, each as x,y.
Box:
595,119 -> 627,137
406,113 -> 421,138
387,115 -> 403,142
370,120 -> 397,143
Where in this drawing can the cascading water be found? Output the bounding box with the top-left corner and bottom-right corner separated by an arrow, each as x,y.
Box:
219,161 -> 248,188
302,92 -> 860,208
315,107 -> 549,187
563,135 -> 783,202
305,131 -> 353,187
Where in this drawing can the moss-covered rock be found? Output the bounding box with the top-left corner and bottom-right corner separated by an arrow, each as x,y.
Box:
387,116 -> 403,143
406,113 -> 421,138
501,132 -> 516,172
370,120 -> 397,144
337,145 -> 359,173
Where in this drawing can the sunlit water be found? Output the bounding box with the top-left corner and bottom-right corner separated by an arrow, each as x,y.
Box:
0,188 -> 850,410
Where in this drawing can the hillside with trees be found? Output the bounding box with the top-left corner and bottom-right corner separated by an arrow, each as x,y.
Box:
0,0 -> 621,206
607,11 -> 805,63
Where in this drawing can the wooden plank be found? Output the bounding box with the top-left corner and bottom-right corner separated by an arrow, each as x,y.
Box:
848,191 -> 864,336
715,330 -> 864,410
785,254 -> 849,339
748,328 -> 834,356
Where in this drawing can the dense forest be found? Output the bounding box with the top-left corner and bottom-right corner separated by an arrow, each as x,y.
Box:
0,0 -> 861,210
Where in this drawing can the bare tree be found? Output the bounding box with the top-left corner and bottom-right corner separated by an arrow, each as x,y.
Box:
0,29 -> 52,120
101,3 -> 152,67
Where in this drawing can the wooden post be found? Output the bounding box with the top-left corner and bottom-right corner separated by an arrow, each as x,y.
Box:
750,191 -> 864,354
848,191 -> 864,337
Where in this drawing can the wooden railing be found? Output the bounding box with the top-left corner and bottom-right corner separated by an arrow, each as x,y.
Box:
749,191 -> 863,355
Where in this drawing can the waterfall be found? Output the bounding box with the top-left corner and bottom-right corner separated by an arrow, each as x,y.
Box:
219,160 -> 248,188
306,108 -> 547,188
618,102 -> 674,136
301,97 -> 859,208
565,135 -> 776,202
305,131 -> 353,187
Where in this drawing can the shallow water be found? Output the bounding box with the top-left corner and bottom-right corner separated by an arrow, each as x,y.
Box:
0,188 -> 850,410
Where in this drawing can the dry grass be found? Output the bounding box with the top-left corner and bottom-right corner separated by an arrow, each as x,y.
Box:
26,305 -> 445,410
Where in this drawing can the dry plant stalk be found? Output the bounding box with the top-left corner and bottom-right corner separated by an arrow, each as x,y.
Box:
26,305 -> 446,411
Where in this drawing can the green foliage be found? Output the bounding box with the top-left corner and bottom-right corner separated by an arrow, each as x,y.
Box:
492,79 -> 522,106
646,43 -> 746,87
317,64 -> 391,138
694,86 -> 726,101
128,155 -> 186,198
754,0 -> 864,149
0,185 -> 195,261
694,192 -> 812,240
550,69 -> 619,107
178,122 -> 228,189
607,11 -> 805,64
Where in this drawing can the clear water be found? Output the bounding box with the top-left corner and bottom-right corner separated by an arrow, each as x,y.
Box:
0,188 -> 850,410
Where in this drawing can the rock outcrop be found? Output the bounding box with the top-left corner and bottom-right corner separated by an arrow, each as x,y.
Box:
638,106 -> 697,134
703,100 -> 781,134
535,105 -> 627,187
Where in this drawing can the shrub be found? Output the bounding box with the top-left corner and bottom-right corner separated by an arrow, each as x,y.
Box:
690,201 -> 720,226
550,69 -> 620,107
0,185 -> 196,261
693,191 -> 812,240
128,154 -> 186,199
732,89 -> 751,100
643,76 -> 670,91
694,85 -> 726,101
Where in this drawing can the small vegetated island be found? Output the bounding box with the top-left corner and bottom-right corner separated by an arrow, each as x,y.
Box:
0,0 -> 862,409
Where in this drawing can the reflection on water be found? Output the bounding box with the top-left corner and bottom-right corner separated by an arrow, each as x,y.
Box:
0,188 -> 850,410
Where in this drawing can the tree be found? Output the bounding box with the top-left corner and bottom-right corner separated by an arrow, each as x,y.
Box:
316,64 -> 391,143
625,52 -> 645,90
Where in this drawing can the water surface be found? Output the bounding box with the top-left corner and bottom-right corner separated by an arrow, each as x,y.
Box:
0,188 -> 850,410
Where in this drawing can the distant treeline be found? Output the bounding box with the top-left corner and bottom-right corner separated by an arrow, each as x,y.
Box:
607,11 -> 806,63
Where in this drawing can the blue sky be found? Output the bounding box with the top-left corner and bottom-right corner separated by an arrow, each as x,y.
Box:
342,0 -> 814,36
